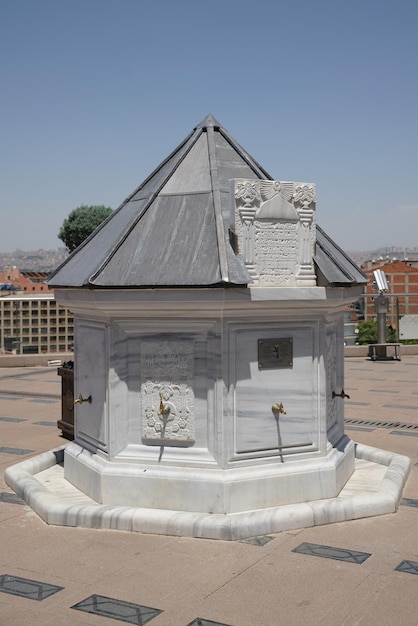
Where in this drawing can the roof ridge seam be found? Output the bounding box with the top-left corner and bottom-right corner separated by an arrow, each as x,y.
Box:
219,127 -> 273,180
207,124 -> 229,283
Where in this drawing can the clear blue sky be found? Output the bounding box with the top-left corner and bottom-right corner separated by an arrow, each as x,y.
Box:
2,0 -> 418,253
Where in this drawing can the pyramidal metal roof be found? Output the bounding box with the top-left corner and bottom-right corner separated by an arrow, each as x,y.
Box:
48,114 -> 366,289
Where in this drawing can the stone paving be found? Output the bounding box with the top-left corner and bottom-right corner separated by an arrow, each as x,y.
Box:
0,358 -> 417,625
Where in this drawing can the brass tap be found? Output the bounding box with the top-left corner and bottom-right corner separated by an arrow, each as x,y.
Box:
158,392 -> 171,417
272,402 -> 286,415
332,389 -> 350,399
74,393 -> 92,405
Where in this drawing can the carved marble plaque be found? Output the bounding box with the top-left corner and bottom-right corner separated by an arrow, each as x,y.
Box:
255,221 -> 298,285
232,178 -> 317,286
140,339 -> 195,445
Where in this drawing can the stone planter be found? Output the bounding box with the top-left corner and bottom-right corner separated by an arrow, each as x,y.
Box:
57,365 -> 74,440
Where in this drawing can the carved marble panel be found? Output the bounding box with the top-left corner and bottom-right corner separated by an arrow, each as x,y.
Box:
255,220 -> 298,286
232,178 -> 317,286
140,339 -> 195,445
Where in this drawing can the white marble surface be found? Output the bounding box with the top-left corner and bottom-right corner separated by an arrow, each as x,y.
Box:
62,437 -> 355,513
232,325 -> 317,454
5,442 -> 411,540
55,281 -> 355,516
74,319 -> 108,449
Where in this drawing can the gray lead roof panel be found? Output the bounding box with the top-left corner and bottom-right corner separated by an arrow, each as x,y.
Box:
315,226 -> 368,286
48,114 -> 365,289
95,194 -> 222,286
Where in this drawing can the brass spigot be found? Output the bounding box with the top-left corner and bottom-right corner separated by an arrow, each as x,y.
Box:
332,389 -> 350,399
74,393 -> 92,405
158,392 -> 171,417
272,402 -> 286,415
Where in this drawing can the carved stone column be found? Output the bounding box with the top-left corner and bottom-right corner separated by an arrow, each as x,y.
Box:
235,180 -> 260,279
294,184 -> 317,287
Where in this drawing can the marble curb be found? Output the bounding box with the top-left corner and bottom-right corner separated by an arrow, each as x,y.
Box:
4,443 -> 411,541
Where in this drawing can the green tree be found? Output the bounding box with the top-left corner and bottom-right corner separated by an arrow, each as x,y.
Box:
58,204 -> 113,252
357,321 -> 378,345
357,320 -> 397,344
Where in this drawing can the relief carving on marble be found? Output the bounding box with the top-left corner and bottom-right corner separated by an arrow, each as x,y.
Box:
232,178 -> 317,286
140,339 -> 195,445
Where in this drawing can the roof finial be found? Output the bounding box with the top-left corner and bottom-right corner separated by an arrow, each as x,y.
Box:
195,113 -> 221,129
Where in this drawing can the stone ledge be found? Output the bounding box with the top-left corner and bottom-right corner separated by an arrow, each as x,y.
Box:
4,443 -> 411,541
344,344 -> 418,357
0,353 -> 72,368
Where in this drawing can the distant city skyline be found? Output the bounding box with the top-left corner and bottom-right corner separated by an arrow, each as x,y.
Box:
2,1 -> 418,253
3,244 -> 418,277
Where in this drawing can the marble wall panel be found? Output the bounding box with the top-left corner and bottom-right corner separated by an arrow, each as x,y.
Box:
229,324 -> 319,458
74,320 -> 108,451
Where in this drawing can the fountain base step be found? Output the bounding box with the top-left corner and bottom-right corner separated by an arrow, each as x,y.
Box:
5,443 -> 410,541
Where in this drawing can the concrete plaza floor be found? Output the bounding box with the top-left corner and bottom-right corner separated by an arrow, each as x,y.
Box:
0,357 -> 417,625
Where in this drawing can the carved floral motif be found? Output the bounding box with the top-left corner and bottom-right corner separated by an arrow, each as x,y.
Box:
293,184 -> 316,208
141,340 -> 195,444
235,180 -> 260,207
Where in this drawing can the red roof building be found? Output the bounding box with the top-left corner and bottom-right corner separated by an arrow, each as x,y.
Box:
362,260 -> 418,329
0,266 -> 51,295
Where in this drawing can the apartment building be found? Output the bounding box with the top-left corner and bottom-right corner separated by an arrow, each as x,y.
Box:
0,267 -> 73,354
361,259 -> 418,329
0,295 -> 73,354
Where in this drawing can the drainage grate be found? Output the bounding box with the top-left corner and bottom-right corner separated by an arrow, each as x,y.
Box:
0,574 -> 64,600
187,617 -> 235,626
240,535 -> 274,547
0,390 -> 59,401
345,418 -> 418,430
0,416 -> 26,423
0,446 -> 34,455
0,492 -> 25,504
401,498 -> 418,508
292,542 -> 371,564
71,594 -> 163,625
394,560 -> 418,575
